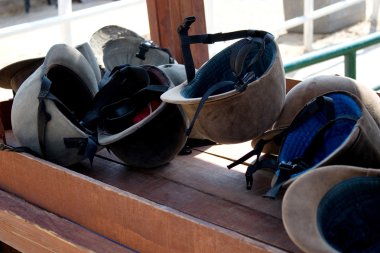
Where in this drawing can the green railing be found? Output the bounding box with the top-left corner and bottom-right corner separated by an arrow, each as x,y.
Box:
283,31 -> 380,85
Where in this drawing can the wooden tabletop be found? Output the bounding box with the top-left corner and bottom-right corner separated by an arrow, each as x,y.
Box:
0,132 -> 301,252
0,79 -> 305,252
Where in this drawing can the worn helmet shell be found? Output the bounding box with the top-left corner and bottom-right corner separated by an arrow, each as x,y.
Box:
0,57 -> 44,92
273,91 -> 380,187
11,44 -> 99,166
0,43 -> 101,94
89,25 -> 141,69
90,25 -> 174,72
253,75 -> 380,154
282,165 -> 380,253
102,38 -> 175,72
161,36 -> 286,144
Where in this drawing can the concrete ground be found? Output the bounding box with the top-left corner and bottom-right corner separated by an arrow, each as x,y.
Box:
0,0 -> 380,100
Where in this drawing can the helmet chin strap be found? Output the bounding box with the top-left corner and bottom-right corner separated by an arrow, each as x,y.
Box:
38,75 -> 97,162
177,16 -> 274,82
37,75 -> 53,157
229,95 -> 337,196
135,40 -> 175,64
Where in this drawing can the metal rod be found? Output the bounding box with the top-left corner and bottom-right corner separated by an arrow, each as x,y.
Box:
344,52 -> 356,79
284,32 -> 380,78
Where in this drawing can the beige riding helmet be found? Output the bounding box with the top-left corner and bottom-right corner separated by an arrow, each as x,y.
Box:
11,44 -> 100,166
90,25 -> 175,72
0,42 -> 101,94
252,75 -> 380,155
75,42 -> 102,83
161,17 -> 286,144
81,64 -> 188,169
89,25 -> 140,69
282,165 -> 380,253
263,91 -> 380,198
102,38 -> 175,72
0,57 -> 44,93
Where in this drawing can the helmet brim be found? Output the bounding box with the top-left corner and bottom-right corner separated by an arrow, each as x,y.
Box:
0,57 -> 44,91
160,82 -> 240,105
282,165 -> 380,253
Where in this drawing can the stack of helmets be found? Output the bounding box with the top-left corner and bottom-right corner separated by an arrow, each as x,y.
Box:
161,16 -> 286,144
11,44 -> 101,166
233,75 -> 380,198
276,77 -> 380,250
83,25 -> 188,168
8,25 -> 188,169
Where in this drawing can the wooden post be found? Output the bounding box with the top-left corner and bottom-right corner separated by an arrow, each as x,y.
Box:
146,0 -> 209,68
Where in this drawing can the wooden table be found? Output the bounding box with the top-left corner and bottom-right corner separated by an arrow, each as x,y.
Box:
0,133 -> 301,252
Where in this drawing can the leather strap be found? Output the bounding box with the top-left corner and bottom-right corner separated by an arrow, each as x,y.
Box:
135,40 -> 175,64
37,75 -> 53,156
38,75 -> 97,162
81,65 -> 150,131
185,80 -> 234,136
177,16 -> 274,82
101,85 -> 168,133
229,95 -> 336,191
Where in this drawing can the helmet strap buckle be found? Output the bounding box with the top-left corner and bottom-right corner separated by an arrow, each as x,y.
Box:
234,71 -> 256,92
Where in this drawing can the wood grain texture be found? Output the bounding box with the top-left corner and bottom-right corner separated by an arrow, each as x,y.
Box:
78,149 -> 300,253
0,189 -> 135,253
0,151 -> 287,253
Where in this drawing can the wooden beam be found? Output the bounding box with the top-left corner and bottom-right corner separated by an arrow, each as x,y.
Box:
0,151 -> 286,253
0,189 -> 135,253
146,0 -> 209,68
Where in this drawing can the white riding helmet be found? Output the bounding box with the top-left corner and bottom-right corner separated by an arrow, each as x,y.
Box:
11,44 -> 100,166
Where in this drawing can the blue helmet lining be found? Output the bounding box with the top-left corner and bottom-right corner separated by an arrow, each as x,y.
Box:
180,38 -> 277,98
278,93 -> 361,178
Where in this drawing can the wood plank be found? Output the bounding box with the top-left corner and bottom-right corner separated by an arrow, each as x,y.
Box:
146,0 -> 209,68
93,149 -> 282,218
0,151 -> 287,253
192,141 -> 257,167
75,150 -> 300,253
0,189 -> 135,253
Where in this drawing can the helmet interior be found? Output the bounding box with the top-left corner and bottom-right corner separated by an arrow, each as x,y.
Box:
47,65 -> 95,125
181,38 -> 277,98
278,93 -> 361,179
318,176 -> 380,252
99,66 -> 169,135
